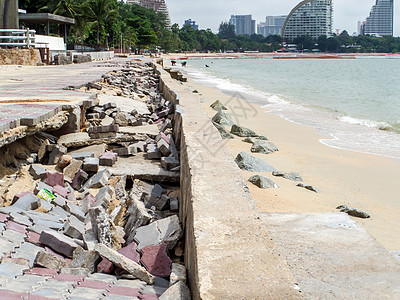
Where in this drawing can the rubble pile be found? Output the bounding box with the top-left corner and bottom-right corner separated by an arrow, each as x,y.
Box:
0,62 -> 190,299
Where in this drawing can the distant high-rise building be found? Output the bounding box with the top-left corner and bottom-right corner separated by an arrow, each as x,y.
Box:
128,0 -> 171,27
184,19 -> 199,30
363,0 -> 393,36
229,15 -> 255,35
257,15 -> 287,37
282,0 -> 333,40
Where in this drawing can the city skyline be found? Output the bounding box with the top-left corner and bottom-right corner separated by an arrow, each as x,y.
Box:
166,0 -> 400,36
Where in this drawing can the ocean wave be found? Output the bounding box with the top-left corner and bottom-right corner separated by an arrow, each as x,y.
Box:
338,116 -> 395,131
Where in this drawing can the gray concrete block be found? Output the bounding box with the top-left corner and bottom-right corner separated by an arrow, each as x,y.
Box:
159,281 -> 191,300
28,165 -> 47,180
83,157 -> 99,173
64,215 -> 85,240
39,230 -> 79,258
12,193 -> 41,211
34,250 -> 67,270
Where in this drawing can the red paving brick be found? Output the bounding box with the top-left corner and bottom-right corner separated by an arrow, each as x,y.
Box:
139,293 -> 160,300
24,267 -> 58,277
0,289 -> 28,299
98,242 -> 140,274
107,286 -> 141,297
0,212 -> 9,222
76,280 -> 112,290
140,242 -> 171,278
52,274 -> 86,283
6,221 -> 27,234
26,231 -> 41,245
26,294 -> 60,300
46,172 -> 64,187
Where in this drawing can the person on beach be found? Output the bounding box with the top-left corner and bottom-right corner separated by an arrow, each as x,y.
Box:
181,61 -> 187,67
171,60 -> 176,66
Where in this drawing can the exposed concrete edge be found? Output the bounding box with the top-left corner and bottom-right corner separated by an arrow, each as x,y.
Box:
153,62 -> 302,299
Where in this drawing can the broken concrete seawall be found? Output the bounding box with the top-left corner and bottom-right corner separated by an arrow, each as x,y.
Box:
152,61 -> 301,299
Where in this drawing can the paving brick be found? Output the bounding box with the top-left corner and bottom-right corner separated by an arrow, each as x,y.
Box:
140,243 -> 171,278
103,294 -> 140,300
160,157 -> 179,171
0,290 -> 28,299
70,152 -> 95,161
75,279 -> 112,290
88,125 -> 119,134
12,191 -> 32,205
29,165 -> 48,180
39,230 -> 79,258
72,169 -> 88,190
12,242 -> 44,266
87,273 -> 118,283
83,157 -> 100,173
9,212 -> 32,227
34,182 -> 53,196
68,287 -> 106,299
52,185 -> 69,198
11,193 -> 41,211
65,203 -> 85,222
52,273 -> 86,283
25,231 -> 41,245
99,152 -> 118,167
106,286 -> 141,297
0,213 -> 8,222
24,267 -> 58,277
87,169 -> 110,189
50,206 -> 70,220
63,159 -> 83,182
146,144 -> 161,160
46,172 -> 64,188
63,216 -> 85,240
6,221 -> 27,234
97,242 -> 140,274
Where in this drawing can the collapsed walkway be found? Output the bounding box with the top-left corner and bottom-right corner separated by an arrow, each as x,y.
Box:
0,57 -> 399,299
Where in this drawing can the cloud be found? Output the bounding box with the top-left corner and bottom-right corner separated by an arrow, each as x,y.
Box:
166,0 -> 399,36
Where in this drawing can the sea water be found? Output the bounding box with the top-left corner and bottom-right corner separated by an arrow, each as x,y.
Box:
184,57 -> 400,160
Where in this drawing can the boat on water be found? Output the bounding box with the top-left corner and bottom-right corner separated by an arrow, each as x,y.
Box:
273,55 -> 356,59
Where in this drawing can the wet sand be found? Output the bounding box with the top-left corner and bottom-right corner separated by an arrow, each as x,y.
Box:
175,63 -> 400,251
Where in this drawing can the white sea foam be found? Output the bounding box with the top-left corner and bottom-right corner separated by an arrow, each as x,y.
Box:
338,116 -> 391,130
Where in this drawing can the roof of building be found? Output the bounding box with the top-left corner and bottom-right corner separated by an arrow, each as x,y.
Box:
19,13 -> 75,25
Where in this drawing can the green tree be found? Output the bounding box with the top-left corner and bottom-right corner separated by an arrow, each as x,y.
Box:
294,35 -> 315,50
39,0 -> 80,18
218,22 -> 235,39
81,0 -> 118,48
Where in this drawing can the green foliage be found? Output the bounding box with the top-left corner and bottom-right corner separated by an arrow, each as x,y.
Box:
218,22 -> 235,39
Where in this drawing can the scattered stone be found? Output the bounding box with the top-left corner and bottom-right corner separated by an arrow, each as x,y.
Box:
72,169 -> 88,190
52,185 -> 69,198
161,157 -> 180,171
248,175 -> 278,189
58,132 -> 91,147
140,242 -> 172,278
38,139 -> 50,163
125,193 -> 152,244
11,193 -> 41,210
170,263 -> 187,286
34,250 -> 67,271
170,197 -> 179,212
257,135 -> 269,140
297,183 -> 320,193
83,157 -> 100,173
99,152 -> 118,166
46,171 -> 64,187
212,122 -> 234,139
48,145 -> 67,165
28,165 -> 47,180
212,110 -> 234,126
251,141 -> 279,154
87,169 -> 111,189
70,152 -> 95,161
210,100 -> 227,111
272,171 -> 303,182
58,155 -> 72,169
231,124 -> 258,137
134,215 -> 182,251
234,152 -> 277,172
68,246 -> 99,273
94,244 -> 155,285
242,137 -> 256,144
39,230 -> 79,258
63,215 -> 85,240
159,281 -> 191,300
336,205 -> 370,219
88,206 -> 112,246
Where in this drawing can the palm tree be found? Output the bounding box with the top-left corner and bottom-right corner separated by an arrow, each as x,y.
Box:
80,0 -> 118,48
40,0 -> 79,18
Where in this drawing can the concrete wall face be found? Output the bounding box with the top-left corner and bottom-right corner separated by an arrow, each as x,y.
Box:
0,0 -> 18,29
154,63 -> 302,299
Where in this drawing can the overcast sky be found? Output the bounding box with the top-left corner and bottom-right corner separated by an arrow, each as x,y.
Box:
166,0 -> 399,36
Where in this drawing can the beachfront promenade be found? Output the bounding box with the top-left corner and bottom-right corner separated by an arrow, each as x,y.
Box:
0,57 -> 399,299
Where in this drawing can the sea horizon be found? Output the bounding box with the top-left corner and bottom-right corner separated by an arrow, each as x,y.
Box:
181,56 -> 400,160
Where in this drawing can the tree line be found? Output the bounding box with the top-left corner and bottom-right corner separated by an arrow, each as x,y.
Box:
18,0 -> 400,53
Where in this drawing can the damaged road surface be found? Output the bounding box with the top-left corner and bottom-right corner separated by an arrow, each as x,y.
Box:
0,60 -> 190,299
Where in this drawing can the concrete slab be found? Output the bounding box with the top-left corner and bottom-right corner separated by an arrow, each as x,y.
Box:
108,155 -> 179,183
119,124 -> 159,137
260,213 -> 400,299
98,94 -> 150,115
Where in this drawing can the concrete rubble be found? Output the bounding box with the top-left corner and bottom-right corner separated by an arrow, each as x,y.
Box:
0,61 -> 190,299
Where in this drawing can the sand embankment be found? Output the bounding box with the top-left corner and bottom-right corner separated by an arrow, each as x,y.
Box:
171,59 -> 400,251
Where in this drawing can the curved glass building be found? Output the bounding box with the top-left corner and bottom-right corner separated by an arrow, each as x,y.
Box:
364,0 -> 393,37
282,0 -> 333,40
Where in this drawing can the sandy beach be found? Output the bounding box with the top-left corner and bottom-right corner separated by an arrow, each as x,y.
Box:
170,59 -> 400,251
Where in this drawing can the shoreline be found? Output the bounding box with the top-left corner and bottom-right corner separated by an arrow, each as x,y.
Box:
171,58 -> 400,251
